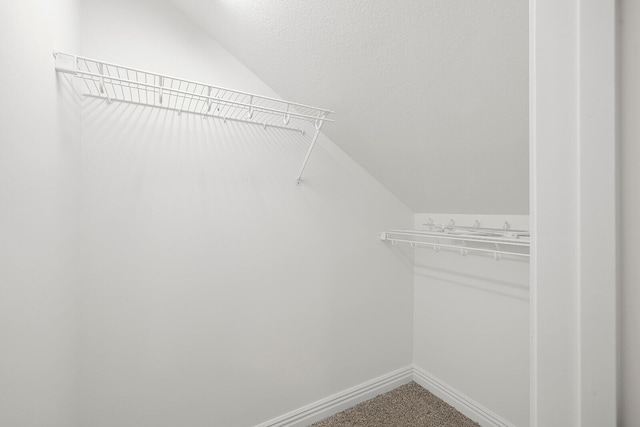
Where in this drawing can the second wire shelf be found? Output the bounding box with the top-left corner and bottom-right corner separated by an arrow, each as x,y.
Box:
380,222 -> 530,259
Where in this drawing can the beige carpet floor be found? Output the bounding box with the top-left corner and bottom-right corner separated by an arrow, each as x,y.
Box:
310,382 -> 480,427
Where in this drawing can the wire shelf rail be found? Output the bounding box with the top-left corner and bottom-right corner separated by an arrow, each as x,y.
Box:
379,222 -> 530,260
53,51 -> 334,184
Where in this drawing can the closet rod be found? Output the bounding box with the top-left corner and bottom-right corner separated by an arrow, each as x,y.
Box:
386,229 -> 530,246
382,236 -> 530,258
82,94 -> 300,133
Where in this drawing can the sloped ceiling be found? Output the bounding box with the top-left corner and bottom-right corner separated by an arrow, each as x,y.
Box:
168,0 -> 528,213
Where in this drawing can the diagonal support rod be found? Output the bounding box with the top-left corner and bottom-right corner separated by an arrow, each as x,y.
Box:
296,120 -> 324,185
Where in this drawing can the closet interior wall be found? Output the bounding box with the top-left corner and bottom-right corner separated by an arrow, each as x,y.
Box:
0,1 -> 82,427
412,214 -> 529,427
78,0 -> 413,426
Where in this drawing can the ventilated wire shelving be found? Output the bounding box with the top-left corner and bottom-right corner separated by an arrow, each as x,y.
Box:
379,221 -> 530,259
53,51 -> 334,184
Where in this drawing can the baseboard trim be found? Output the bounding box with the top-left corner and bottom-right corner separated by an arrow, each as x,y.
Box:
253,365 -> 414,427
254,365 -> 516,427
412,365 -> 516,427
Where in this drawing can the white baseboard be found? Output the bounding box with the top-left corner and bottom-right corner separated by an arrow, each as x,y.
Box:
253,365 -> 414,427
254,365 -> 515,427
412,365 -> 516,427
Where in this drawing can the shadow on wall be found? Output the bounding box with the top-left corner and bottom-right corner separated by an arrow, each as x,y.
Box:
383,242 -> 415,271
77,93 -> 414,427
56,73 -> 82,155
80,97 -> 317,202
414,251 -> 529,302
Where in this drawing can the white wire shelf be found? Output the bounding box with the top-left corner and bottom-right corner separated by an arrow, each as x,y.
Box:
53,51 -> 334,184
379,222 -> 530,259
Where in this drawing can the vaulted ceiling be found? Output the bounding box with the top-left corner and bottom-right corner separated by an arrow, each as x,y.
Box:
168,0 -> 528,213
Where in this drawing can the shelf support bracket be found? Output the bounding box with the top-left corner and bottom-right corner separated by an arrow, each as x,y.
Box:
98,63 -> 105,94
158,76 -> 164,105
296,115 -> 325,185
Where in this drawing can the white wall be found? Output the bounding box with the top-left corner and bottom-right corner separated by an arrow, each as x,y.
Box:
79,1 -> 414,426
0,1 -> 81,426
412,214 -> 529,427
169,0 -> 529,215
619,1 -> 640,424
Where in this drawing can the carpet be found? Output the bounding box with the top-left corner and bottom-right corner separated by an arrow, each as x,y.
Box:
309,381 -> 480,427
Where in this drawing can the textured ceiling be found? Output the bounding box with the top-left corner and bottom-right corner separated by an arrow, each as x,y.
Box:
168,0 -> 528,213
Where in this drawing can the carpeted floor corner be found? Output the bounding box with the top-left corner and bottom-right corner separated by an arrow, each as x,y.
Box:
309,381 -> 480,427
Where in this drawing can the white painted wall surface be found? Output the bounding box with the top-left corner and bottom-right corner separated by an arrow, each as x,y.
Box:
0,1 -> 81,426
79,1 -> 414,426
168,0 -> 529,215
412,214 -> 529,427
619,1 -> 640,424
